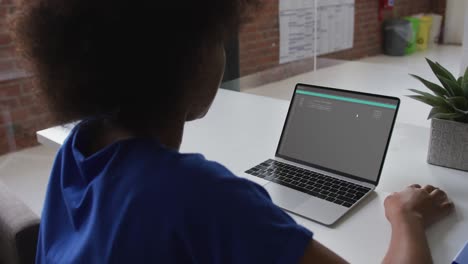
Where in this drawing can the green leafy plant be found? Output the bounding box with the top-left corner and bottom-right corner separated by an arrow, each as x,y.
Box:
408,58 -> 468,123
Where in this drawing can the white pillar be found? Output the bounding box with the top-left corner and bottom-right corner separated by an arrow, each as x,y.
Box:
445,0 -> 466,44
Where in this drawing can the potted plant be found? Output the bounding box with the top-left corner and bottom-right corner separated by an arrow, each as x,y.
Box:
409,58 -> 468,171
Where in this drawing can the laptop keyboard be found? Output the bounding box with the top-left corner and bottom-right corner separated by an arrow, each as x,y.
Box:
245,159 -> 371,208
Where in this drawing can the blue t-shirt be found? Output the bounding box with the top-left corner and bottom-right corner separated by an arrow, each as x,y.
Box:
36,122 -> 313,263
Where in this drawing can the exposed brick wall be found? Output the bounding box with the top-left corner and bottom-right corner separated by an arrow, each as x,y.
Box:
0,0 -> 53,155
239,0 -> 279,77
0,0 -> 18,70
0,78 -> 53,155
239,0 -> 446,77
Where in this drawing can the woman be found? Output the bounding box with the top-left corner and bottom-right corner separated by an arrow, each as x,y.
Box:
12,0 -> 454,263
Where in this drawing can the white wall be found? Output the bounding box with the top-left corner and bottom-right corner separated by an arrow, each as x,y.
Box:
461,2 -> 468,75
445,0 -> 466,44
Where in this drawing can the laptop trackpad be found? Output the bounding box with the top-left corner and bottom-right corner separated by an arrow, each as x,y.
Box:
264,182 -> 309,210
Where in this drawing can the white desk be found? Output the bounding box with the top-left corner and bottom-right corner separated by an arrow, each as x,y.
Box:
37,89 -> 468,263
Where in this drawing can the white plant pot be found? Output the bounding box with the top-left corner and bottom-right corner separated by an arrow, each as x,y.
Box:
428,118 -> 468,171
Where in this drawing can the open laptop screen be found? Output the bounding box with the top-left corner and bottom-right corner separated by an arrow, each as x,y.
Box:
277,84 -> 399,184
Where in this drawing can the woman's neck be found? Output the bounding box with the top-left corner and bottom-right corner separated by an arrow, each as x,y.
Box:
150,118 -> 185,150
88,114 -> 186,155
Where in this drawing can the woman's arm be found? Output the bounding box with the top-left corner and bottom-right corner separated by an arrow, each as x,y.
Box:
300,240 -> 348,264
382,184 -> 453,264
299,184 -> 454,264
382,213 -> 431,264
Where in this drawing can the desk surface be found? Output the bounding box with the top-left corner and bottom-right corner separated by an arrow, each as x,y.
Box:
37,88 -> 468,263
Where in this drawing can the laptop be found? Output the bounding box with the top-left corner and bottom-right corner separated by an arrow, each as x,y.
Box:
242,83 -> 400,226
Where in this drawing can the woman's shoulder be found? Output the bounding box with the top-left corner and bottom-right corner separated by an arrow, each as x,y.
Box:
175,153 -> 235,178
121,146 -> 259,197
173,154 -> 270,206
135,149 -> 266,202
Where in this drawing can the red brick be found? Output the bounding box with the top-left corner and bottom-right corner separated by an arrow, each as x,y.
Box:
0,0 -> 15,6
0,59 -> 15,71
0,6 -> 8,18
239,32 -> 257,43
0,144 -> 9,156
16,138 -> 38,149
0,82 -> 21,97
20,80 -> 36,95
27,104 -> 45,115
242,24 -> 257,33
0,126 -> 8,139
0,46 -> 16,59
34,114 -> 53,128
18,95 -> 35,107
0,112 -> 10,126
0,32 -> 12,46
11,108 -> 29,121
0,98 -> 19,109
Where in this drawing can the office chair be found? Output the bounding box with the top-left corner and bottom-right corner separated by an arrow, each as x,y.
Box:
0,181 -> 40,264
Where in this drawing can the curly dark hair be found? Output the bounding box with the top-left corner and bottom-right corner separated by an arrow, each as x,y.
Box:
11,0 -> 260,134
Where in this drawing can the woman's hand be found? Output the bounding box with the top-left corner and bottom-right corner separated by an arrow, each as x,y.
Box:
384,184 -> 454,228
300,184 -> 455,264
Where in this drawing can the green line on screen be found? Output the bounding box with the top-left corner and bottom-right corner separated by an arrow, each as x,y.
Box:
296,90 -> 397,109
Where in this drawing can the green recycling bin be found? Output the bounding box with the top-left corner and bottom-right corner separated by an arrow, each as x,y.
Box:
404,17 -> 420,55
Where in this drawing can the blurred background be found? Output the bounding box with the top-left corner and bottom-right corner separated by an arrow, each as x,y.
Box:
0,0 -> 467,215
